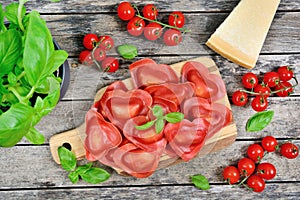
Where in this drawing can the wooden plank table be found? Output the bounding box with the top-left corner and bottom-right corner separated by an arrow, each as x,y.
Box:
0,0 -> 299,199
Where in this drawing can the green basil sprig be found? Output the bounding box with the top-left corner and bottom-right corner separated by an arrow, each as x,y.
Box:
135,105 -> 184,133
191,174 -> 210,190
58,146 -> 110,184
246,110 -> 274,132
117,44 -> 138,60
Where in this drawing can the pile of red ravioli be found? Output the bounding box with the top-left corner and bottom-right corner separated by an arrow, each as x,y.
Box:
84,58 -> 233,178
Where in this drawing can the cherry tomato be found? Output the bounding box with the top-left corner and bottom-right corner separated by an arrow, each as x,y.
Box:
142,4 -> 158,20
254,84 -> 271,98
168,11 -> 185,28
223,166 -> 240,184
98,35 -> 114,51
143,22 -> 163,41
163,29 -> 182,46
238,158 -> 255,177
127,16 -> 145,36
277,66 -> 294,81
247,175 -> 265,193
117,2 -> 135,21
79,50 -> 93,65
256,162 -> 276,180
83,33 -> 99,50
251,96 -> 268,112
280,142 -> 299,159
101,57 -> 119,72
263,71 -> 280,88
261,136 -> 278,152
247,144 -> 264,163
93,47 -> 106,62
274,81 -> 293,97
231,90 -> 248,107
242,72 -> 258,89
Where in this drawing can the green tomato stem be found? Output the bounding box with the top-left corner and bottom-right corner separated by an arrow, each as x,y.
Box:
91,46 -> 103,71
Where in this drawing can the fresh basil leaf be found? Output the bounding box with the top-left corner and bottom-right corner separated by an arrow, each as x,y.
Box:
35,77 -> 51,94
25,127 -> 45,144
4,3 -> 26,26
135,120 -> 155,130
0,103 -> 34,147
80,167 -> 110,184
117,44 -> 138,60
46,50 -> 68,78
7,72 -> 17,86
68,171 -> 79,184
0,29 -> 22,76
165,112 -> 184,123
191,174 -> 210,190
0,5 -> 6,32
152,105 -> 164,118
246,110 -> 274,132
76,163 -> 93,175
155,118 -> 165,133
58,146 -> 77,172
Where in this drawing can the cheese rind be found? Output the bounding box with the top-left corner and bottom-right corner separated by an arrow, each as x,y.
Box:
206,0 -> 280,69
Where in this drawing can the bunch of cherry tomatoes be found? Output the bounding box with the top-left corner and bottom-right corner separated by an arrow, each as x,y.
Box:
78,34 -> 119,72
223,135 -> 299,192
232,66 -> 297,112
117,2 -> 188,46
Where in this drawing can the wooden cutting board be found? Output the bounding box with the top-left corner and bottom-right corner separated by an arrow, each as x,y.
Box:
49,57 -> 237,173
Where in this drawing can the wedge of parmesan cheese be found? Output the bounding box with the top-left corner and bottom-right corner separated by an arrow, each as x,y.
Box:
206,0 -> 280,69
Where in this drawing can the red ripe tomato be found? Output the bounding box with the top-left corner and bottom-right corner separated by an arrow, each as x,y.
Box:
247,175 -> 265,192
127,16 -> 145,36
274,81 -> 293,97
168,11 -> 185,28
263,71 -> 280,88
93,47 -> 106,62
223,166 -> 240,184
238,157 -> 256,177
163,29 -> 182,46
242,72 -> 258,89
117,2 -> 135,21
280,142 -> 299,159
261,136 -> 278,152
98,35 -> 114,51
247,144 -> 264,163
231,90 -> 248,107
83,33 -> 99,50
142,4 -> 158,20
101,57 -> 119,72
251,96 -> 268,112
254,84 -> 271,98
256,162 -> 276,180
79,50 -> 93,66
143,22 -> 163,41
277,66 -> 294,81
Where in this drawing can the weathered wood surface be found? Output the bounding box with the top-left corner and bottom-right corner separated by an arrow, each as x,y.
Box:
1,0 -> 299,199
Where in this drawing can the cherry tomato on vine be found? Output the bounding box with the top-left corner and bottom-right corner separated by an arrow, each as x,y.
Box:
101,57 -> 119,72
223,166 -> 240,184
98,35 -> 114,51
79,50 -> 93,66
238,158 -> 256,177
247,175 -> 265,193
231,90 -> 248,107
168,11 -> 185,28
83,33 -> 99,50
256,162 -> 276,180
274,81 -> 293,97
263,71 -> 280,88
254,84 -> 271,98
93,47 -> 106,62
163,29 -> 182,46
242,72 -> 258,89
142,4 -> 158,20
261,136 -> 278,152
127,16 -> 146,36
280,143 -> 299,159
251,96 -> 268,112
277,66 -> 294,81
143,22 -> 163,41
247,144 -> 264,163
117,2 -> 135,21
